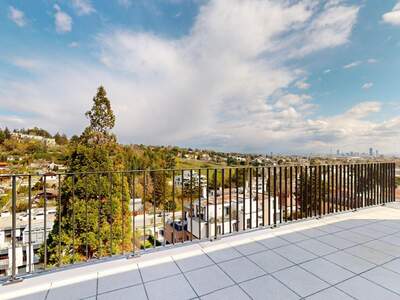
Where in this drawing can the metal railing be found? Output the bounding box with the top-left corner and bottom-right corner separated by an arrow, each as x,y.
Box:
0,162 -> 396,283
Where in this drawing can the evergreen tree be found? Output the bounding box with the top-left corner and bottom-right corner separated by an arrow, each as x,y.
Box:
82,86 -> 116,145
295,166 -> 326,218
54,132 -> 69,145
0,129 -> 5,144
45,86 -> 131,265
4,127 -> 11,139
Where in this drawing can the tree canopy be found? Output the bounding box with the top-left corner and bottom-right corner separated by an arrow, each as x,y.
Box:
45,86 -> 177,264
81,86 -> 116,145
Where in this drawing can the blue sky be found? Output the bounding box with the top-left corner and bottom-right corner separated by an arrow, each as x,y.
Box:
0,0 -> 400,154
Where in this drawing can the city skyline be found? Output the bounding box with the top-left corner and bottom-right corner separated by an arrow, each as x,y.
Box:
0,0 -> 400,154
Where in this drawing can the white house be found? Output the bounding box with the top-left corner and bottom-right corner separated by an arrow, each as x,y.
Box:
174,171 -> 206,189
129,198 -> 143,212
186,186 -> 284,239
0,210 -> 55,276
11,132 -> 56,146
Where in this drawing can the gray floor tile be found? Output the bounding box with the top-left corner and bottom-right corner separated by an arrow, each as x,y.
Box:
203,247 -> 242,263
364,223 -> 399,235
344,245 -> 394,265
11,292 -> 48,300
317,234 -> 356,250
300,228 -> 328,238
218,257 -> 265,283
47,279 -> 97,300
97,284 -> 147,300
200,285 -> 250,300
273,266 -> 329,297
317,224 -> 343,234
247,250 -> 293,273
349,227 -> 387,239
185,265 -> 234,296
97,269 -> 142,294
139,259 -> 181,282
334,219 -> 373,229
383,258 -> 400,274
333,230 -> 373,244
256,236 -> 290,249
145,274 -> 197,300
379,220 -> 400,231
361,266 -> 400,294
364,239 -> 400,257
337,276 -> 400,300
300,258 -> 354,284
296,239 -> 337,256
305,287 -> 353,300
380,234 -> 400,247
324,251 -> 375,274
280,232 -> 309,243
233,241 -> 267,256
274,244 -> 317,264
174,253 -> 214,273
240,275 -> 300,300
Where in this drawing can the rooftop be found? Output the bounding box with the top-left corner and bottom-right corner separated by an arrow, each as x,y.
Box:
2,203 -> 400,300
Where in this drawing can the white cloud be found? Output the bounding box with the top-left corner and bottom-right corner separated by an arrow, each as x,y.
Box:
54,4 -> 72,33
304,101 -> 400,153
324,69 -> 331,74
343,58 -> 378,69
383,2 -> 400,26
343,60 -> 361,69
118,0 -> 131,8
8,6 -> 26,27
282,4 -> 360,58
68,41 -> 79,48
367,58 -> 378,64
4,0 -> 397,154
295,79 -> 310,90
11,58 -> 42,71
71,0 -> 95,16
346,101 -> 380,117
362,82 -> 373,90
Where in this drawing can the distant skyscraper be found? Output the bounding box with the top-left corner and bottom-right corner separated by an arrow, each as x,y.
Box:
369,147 -> 373,156
336,149 -> 340,156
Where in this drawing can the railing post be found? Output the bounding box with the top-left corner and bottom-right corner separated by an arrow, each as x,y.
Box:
44,175 -> 48,269
4,176 -> 23,285
393,163 -> 396,202
273,167 -> 277,227
28,175 -> 32,273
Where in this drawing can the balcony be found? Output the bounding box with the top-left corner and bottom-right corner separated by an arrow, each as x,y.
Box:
0,163 -> 398,299
0,205 -> 399,299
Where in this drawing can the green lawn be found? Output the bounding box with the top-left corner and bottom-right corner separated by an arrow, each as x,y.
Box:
176,158 -> 226,170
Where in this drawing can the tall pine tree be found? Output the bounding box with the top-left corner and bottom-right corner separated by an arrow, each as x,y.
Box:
45,86 -> 131,265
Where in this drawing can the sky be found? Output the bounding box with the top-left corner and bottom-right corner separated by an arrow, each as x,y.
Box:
0,0 -> 400,155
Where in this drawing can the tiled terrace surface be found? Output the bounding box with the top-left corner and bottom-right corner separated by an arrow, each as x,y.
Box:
2,204 -> 400,300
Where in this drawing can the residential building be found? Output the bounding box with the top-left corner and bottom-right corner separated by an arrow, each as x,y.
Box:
0,162 -> 8,171
11,133 -> 56,147
163,220 -> 191,244
0,208 -> 55,276
129,198 -> 143,212
185,181 -> 297,238
174,171 -> 206,189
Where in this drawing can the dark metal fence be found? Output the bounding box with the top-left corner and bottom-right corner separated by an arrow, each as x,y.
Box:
0,162 -> 396,283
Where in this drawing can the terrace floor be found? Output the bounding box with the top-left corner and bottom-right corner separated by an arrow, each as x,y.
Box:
2,203 -> 400,300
